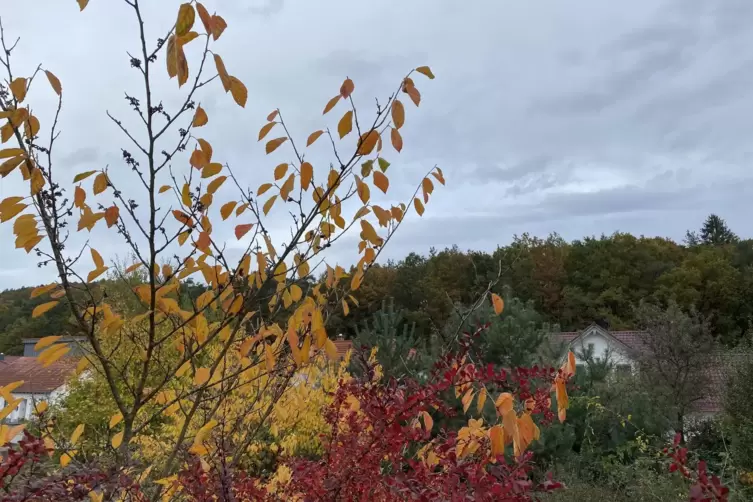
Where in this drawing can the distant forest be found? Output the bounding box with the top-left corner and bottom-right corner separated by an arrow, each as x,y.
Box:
1,213 -> 750,354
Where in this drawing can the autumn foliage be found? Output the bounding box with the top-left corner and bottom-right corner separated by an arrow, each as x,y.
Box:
0,0 -> 733,501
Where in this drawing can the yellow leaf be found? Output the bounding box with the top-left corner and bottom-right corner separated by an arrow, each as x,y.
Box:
477,388 -> 487,413
111,430 -> 124,449
176,360 -> 192,377
45,71 -> 62,95
60,452 -> 73,467
39,344 -> 70,367
90,248 -> 104,269
266,137 -> 287,154
323,338 -> 338,360
265,344 -> 275,372
24,115 -> 40,140
391,127 -> 403,152
228,76 -> 248,108
413,197 -> 425,216
87,266 -> 108,283
125,262 -> 143,274
280,174 -> 295,200
93,173 -> 108,194
34,401 -> 48,415
322,94 -> 340,114
192,106 -> 208,127
342,299 -> 350,317
108,413 -> 123,430
416,66 -> 436,79
373,171 -> 389,194
207,176 -> 226,194
491,293 -> 504,315
75,357 -> 90,376
257,183 -> 273,196
220,201 -> 236,220
392,99 -> 405,129
10,78 -> 27,102
30,284 -> 57,299
307,130 -> 324,146
461,389 -> 474,413
30,168 -> 45,195
176,3 -> 195,37
263,195 -> 277,216
70,424 -> 85,445
0,148 -> 25,159
337,110 -> 353,139
194,367 -> 210,386
32,301 -> 59,318
89,491 -> 103,502
202,162 -> 222,178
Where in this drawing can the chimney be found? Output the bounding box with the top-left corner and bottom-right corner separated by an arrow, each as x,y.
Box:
0,353 -> 5,361
337,333 -> 344,340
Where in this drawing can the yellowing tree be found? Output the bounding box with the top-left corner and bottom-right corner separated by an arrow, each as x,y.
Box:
0,0 -> 443,485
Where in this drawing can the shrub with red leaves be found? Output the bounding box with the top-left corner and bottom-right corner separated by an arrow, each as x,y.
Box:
665,432 -> 730,502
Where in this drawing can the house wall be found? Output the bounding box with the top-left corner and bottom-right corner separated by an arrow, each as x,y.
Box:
569,329 -> 635,369
0,384 -> 69,443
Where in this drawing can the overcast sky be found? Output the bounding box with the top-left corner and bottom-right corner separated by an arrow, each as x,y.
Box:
1,0 -> 752,289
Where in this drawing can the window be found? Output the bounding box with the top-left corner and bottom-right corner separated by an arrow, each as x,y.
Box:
615,364 -> 631,376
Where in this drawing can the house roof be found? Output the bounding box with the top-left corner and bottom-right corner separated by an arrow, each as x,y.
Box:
333,339 -> 352,360
0,356 -> 78,394
551,324 -> 746,414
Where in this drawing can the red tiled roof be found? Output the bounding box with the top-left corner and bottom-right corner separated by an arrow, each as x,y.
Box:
0,357 -> 78,393
551,326 -> 746,414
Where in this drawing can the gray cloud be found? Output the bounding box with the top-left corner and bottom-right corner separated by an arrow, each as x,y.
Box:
0,0 -> 751,289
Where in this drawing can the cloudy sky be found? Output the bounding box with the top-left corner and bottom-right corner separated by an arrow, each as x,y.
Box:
1,0 -> 752,289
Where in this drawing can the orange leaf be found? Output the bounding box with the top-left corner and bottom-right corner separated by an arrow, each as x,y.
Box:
201,163 -> 222,178
357,131 -> 379,156
74,186 -> 86,208
416,66 -> 435,79
228,77 -> 247,107
340,78 -> 355,98
172,210 -> 194,227
214,54 -> 231,92
45,71 -> 62,96
194,231 -> 211,254
307,130 -> 324,146
266,137 -> 287,154
322,94 -> 340,115
207,176 -> 226,194
392,99 -> 405,129
267,110 -> 279,121
491,293 -> 504,315
413,198 -> 424,216
373,171 -> 389,194
337,110 -> 353,139
300,162 -> 313,191
220,201 -> 236,220
257,183 -> 273,196
274,163 -> 288,180
190,148 -> 208,169
263,195 -> 277,215
235,224 -> 253,240
355,176 -> 370,204
193,367 -> 210,386
210,15 -> 227,40
390,128 -> 403,153
196,3 -> 213,33
192,106 -> 208,127
422,177 -> 434,203
258,122 -> 276,141
104,206 -> 119,228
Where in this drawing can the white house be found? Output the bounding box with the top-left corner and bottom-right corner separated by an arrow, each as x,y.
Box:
548,323 -> 739,418
0,351 -> 78,425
